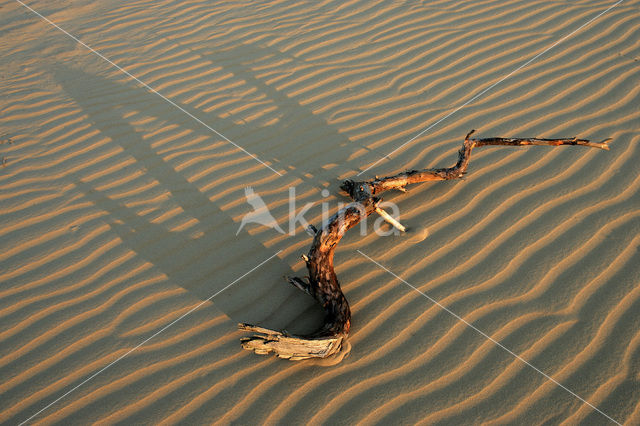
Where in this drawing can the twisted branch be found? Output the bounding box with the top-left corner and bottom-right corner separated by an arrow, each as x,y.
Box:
239,130 -> 610,360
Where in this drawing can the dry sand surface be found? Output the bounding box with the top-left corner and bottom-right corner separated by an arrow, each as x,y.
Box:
1,0 -> 640,424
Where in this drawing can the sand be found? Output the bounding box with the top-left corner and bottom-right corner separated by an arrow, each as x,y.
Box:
1,0 -> 639,423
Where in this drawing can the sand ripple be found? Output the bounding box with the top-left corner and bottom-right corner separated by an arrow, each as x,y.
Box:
1,0 -> 639,423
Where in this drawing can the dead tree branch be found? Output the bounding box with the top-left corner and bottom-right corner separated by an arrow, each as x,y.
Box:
239,130 -> 610,360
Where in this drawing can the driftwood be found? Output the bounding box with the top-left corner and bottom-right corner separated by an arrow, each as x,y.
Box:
239,130 -> 610,360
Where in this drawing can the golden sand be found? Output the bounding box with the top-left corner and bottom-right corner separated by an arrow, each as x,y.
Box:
1,0 -> 639,423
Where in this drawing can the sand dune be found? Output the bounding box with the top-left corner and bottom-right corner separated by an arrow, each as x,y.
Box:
1,0 -> 639,423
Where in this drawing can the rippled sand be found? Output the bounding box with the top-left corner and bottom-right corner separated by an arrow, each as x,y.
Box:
1,0 -> 639,423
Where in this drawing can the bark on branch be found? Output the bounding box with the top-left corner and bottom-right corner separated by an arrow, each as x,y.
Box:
239,130 -> 610,360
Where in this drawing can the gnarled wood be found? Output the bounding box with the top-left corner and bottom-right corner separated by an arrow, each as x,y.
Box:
240,199 -> 376,360
240,130 -> 610,360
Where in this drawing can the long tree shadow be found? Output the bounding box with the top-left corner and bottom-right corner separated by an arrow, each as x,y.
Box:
54,37 -> 386,332
187,40 -> 382,178
55,65 -> 327,333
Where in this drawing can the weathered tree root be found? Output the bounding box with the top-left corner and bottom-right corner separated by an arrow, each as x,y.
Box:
239,130 -> 610,360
